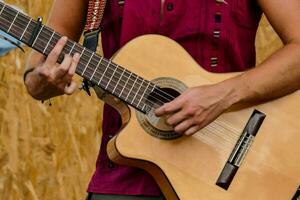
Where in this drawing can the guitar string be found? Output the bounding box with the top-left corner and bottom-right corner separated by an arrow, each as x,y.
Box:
30,45 -> 244,145
201,126 -> 253,151
1,3 -> 245,122
0,6 -> 241,136
7,21 -> 179,110
0,7 -> 251,153
29,34 -> 247,145
206,122 -> 240,141
3,8 -> 245,155
35,31 -> 178,105
206,124 -> 240,143
0,9 -> 245,142
197,130 -> 253,153
198,128 -> 238,149
35,30 -> 244,142
0,7 -> 246,143
0,12 -> 170,109
0,5 -> 256,152
0,13 -> 221,122
2,6 -> 174,104
197,124 -> 252,151
32,41 -> 244,141
0,7 -> 180,107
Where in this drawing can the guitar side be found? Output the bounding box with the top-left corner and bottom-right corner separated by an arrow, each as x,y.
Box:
107,35 -> 300,200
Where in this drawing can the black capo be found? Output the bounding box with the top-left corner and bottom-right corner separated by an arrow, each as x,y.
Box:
28,17 -> 43,47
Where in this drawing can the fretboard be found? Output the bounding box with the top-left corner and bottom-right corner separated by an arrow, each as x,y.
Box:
0,2 -> 158,113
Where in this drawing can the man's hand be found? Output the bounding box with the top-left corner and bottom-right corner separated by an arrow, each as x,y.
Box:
155,83 -> 238,136
25,37 -> 80,100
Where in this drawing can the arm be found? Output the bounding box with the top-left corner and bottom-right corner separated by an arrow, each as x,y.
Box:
155,0 -> 300,135
24,0 -> 87,100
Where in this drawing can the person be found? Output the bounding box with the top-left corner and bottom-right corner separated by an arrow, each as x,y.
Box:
24,0 -> 300,199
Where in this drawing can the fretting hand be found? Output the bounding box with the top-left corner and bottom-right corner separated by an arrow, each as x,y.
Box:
25,37 -> 80,100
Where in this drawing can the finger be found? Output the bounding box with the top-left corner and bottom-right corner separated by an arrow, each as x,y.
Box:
184,125 -> 201,136
62,53 -> 80,83
174,119 -> 195,134
64,80 -> 77,95
45,36 -> 68,66
53,54 -> 72,79
166,110 -> 187,126
155,97 -> 184,116
68,53 -> 80,75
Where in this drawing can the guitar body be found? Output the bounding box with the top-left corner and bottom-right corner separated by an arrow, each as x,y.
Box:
0,2 -> 297,198
104,35 -> 300,200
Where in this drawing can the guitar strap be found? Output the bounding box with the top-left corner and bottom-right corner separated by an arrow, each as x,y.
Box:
82,0 -> 107,95
83,0 -> 107,51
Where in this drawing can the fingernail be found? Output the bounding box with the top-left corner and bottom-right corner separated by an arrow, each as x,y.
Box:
185,132 -> 191,136
61,36 -> 68,42
74,53 -> 80,61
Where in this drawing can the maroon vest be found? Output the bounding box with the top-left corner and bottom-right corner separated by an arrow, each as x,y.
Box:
87,0 -> 262,196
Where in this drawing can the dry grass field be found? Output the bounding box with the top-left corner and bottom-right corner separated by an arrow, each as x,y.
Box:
0,1 -> 282,200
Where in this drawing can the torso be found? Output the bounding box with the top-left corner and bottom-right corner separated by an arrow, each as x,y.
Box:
88,0 -> 263,196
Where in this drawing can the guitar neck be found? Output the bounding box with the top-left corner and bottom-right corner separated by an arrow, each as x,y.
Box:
0,2 -> 156,113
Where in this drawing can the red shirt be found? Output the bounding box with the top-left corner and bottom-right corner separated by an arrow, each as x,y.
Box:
87,0 -> 262,196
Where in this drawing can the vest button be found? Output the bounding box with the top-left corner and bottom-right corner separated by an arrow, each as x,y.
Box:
210,57 -> 218,67
213,30 -> 221,38
166,3 -> 174,11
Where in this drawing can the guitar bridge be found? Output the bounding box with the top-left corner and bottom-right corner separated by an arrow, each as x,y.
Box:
216,110 -> 266,190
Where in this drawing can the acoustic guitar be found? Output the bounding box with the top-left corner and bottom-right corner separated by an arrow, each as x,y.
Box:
0,2 -> 299,199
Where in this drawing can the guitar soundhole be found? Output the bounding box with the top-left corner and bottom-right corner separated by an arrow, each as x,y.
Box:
136,77 -> 188,140
146,87 -> 181,132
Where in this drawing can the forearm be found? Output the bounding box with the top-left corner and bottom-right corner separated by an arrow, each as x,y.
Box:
24,0 -> 87,100
25,0 -> 86,70
226,41 -> 300,105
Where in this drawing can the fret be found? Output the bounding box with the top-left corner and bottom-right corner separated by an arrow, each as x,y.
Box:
43,31 -> 55,54
98,59 -> 111,85
112,67 -> 125,94
142,84 -> 156,111
0,4 -> 5,15
82,52 -> 94,76
90,56 -> 103,81
125,75 -> 138,102
7,11 -> 19,33
34,28 -> 55,55
63,40 -> 74,55
0,7 -> 12,32
74,46 -> 87,74
119,71 -> 132,98
74,45 -> 89,75
0,7 -> 25,41
137,81 -> 151,108
69,43 -> 82,57
79,47 -> 86,58
130,77 -> 144,106
32,25 -> 44,47
15,13 -> 32,40
69,42 -> 76,55
20,18 -> 32,41
131,78 -> 144,105
141,104 -> 146,112
105,64 -> 118,90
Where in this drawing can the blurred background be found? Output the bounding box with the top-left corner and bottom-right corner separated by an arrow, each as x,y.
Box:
0,0 -> 282,200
